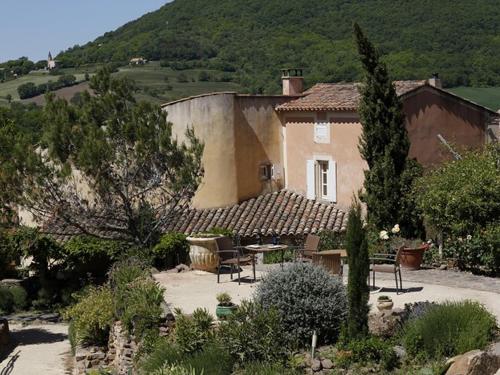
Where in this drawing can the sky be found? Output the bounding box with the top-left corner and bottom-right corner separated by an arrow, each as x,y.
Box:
1,0 -> 170,62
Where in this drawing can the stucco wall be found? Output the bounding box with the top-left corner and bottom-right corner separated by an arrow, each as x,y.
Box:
163,93 -> 238,209
404,87 -> 489,167
284,112 -> 366,210
233,96 -> 289,201
162,93 -> 288,209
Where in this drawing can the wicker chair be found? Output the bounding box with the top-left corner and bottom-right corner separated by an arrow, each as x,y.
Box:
215,237 -> 255,285
370,246 -> 403,294
296,234 -> 321,262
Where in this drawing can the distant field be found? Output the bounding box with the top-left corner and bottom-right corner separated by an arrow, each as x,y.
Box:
0,71 -> 86,104
448,86 -> 500,111
0,61 -> 241,106
114,61 -> 242,104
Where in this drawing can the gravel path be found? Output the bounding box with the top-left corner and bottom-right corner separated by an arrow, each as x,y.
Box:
365,267 -> 500,293
0,323 -> 70,375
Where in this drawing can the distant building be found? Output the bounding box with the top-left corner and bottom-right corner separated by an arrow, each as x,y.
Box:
129,57 -> 147,65
47,51 -> 57,70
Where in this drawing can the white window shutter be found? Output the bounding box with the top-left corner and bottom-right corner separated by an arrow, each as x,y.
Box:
306,160 -> 315,199
328,161 -> 337,202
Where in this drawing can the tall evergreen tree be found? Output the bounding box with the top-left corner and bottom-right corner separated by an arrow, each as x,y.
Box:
353,23 -> 421,235
346,197 -> 370,338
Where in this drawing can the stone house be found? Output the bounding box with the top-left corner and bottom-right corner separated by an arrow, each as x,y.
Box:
162,70 -> 498,212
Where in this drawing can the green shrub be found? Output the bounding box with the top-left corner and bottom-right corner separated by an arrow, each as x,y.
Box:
139,339 -> 232,375
235,362 -> 300,375
415,145 -> 500,236
182,342 -> 232,375
62,235 -> 130,279
153,232 -> 189,269
318,230 -> 345,251
336,336 -> 398,370
115,277 -> 164,338
256,263 -> 347,347
108,257 -> 151,291
139,338 -> 183,374
0,286 -> 14,315
9,285 -> 28,310
403,300 -> 497,360
63,285 -> 114,346
150,364 -> 198,375
443,224 -> 500,274
218,300 -> 290,364
173,308 -> 214,354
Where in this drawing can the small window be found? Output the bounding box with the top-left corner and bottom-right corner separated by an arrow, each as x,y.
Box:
259,164 -> 272,181
316,160 -> 329,200
314,122 -> 330,144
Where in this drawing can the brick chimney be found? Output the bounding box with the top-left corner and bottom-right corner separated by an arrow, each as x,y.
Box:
428,73 -> 442,88
282,68 -> 304,96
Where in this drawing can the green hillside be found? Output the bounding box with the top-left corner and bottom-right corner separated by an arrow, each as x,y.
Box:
448,87 -> 500,111
58,0 -> 500,93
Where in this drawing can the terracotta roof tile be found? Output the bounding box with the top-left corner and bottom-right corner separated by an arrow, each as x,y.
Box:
42,190 -> 348,241
276,80 -> 427,111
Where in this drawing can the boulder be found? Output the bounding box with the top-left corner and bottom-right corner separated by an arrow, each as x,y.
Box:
321,359 -> 334,369
393,345 -> 407,360
446,349 -> 500,375
368,310 -> 403,338
311,359 -> 322,372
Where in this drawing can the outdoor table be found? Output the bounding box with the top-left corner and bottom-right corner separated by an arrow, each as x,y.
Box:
244,244 -> 289,269
312,249 -> 346,275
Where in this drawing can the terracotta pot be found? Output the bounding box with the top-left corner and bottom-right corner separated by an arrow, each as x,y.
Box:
377,300 -> 394,311
187,236 -> 221,272
399,245 -> 429,271
216,304 -> 237,320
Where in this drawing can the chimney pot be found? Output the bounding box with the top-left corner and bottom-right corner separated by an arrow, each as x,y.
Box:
428,73 -> 442,88
282,68 -> 304,96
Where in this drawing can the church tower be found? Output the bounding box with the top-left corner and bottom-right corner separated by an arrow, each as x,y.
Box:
47,51 -> 57,70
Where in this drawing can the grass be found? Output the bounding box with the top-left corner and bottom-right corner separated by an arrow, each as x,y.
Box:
448,86 -> 500,111
0,61 -> 241,106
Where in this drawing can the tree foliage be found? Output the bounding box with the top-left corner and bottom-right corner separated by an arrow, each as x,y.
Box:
415,145 -> 500,236
345,198 -> 370,339
55,0 -> 500,92
6,68 -> 204,246
354,24 -> 422,236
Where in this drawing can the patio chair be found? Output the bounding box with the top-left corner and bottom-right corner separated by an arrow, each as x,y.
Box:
296,234 -> 320,262
370,246 -> 403,294
216,236 -> 256,285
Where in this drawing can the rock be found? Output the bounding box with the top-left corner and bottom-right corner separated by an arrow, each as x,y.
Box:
488,341 -> 500,357
311,359 -> 322,371
38,313 -> 60,322
446,349 -> 500,375
176,264 -> 190,272
368,311 -> 403,338
393,345 -> 406,360
439,264 -> 448,270
321,359 -> 334,369
392,308 -> 405,316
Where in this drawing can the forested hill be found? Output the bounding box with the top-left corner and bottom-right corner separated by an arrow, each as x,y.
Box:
57,0 -> 500,94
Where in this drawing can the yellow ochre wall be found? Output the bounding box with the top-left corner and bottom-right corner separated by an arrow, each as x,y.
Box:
162,93 -> 289,209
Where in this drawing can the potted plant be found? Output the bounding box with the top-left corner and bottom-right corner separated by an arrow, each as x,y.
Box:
379,224 -> 429,270
215,292 -> 237,320
377,295 -> 393,311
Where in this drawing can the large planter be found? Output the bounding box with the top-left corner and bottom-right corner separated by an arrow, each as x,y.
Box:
399,245 -> 429,271
187,236 -> 221,272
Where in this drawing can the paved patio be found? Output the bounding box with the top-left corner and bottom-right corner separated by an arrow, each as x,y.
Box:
154,264 -> 500,320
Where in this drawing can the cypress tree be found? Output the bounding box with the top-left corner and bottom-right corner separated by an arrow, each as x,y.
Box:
353,23 -> 414,231
346,197 -> 370,339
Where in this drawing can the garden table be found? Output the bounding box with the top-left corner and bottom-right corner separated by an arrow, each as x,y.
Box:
244,244 -> 288,269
